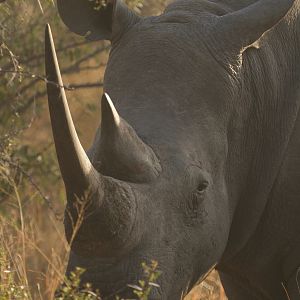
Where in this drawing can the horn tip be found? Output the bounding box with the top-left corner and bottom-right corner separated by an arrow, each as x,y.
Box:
102,93 -> 121,127
45,24 -> 54,55
45,23 -> 52,39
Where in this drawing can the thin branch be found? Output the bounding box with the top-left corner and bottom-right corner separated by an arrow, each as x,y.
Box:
66,82 -> 103,89
14,45 -> 109,96
61,45 -> 110,73
3,40 -> 96,70
0,69 -> 75,90
16,79 -> 103,115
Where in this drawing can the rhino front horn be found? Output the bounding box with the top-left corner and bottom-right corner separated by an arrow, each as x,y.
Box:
97,93 -> 162,183
45,24 -> 100,195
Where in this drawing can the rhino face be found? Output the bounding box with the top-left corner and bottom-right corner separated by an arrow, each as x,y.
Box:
46,0 -> 295,298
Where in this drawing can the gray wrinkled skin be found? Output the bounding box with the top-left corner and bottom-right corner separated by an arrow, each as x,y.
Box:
49,0 -> 300,299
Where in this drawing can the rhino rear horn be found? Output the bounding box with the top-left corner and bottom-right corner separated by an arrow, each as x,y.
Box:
217,0 -> 295,50
97,93 -> 162,183
57,0 -> 141,41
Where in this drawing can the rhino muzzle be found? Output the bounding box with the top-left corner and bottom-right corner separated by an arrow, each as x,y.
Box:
45,25 -> 159,257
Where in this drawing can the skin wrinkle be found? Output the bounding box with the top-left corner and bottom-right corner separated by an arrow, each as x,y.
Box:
113,35 -> 194,78
243,89 -> 300,279
227,38 -> 292,221
218,3 -> 300,299
199,24 -> 238,82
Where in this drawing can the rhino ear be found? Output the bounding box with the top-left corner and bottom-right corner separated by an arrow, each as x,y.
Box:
57,0 -> 141,41
216,0 -> 294,51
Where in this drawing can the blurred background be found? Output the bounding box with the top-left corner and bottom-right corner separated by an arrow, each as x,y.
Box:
0,0 -> 226,299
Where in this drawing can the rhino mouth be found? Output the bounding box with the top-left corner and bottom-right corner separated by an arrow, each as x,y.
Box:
64,250 -> 163,299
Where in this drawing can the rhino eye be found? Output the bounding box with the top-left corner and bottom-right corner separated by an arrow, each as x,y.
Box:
187,182 -> 208,219
196,181 -> 209,193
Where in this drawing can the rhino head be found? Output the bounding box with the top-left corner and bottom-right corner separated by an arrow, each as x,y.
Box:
45,0 -> 294,298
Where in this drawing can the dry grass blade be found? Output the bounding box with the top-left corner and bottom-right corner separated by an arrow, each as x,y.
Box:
36,0 -> 44,13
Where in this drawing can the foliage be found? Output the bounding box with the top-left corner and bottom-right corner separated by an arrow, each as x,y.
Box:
56,268 -> 101,300
0,247 -> 31,300
129,261 -> 161,300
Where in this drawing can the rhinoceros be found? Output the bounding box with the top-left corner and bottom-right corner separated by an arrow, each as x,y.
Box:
45,0 -> 300,299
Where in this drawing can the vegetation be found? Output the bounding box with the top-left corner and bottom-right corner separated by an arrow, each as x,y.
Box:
0,0 -> 226,299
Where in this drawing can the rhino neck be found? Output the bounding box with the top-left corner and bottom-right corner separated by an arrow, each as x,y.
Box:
223,6 -> 300,261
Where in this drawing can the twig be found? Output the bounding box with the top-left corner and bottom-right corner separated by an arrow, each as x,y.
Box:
2,40 -> 94,70
0,69 -> 75,90
66,82 -> 104,89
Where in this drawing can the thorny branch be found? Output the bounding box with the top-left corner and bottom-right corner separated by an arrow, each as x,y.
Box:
0,67 -> 104,92
0,69 -> 76,91
0,41 -> 22,84
2,40 -> 93,71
